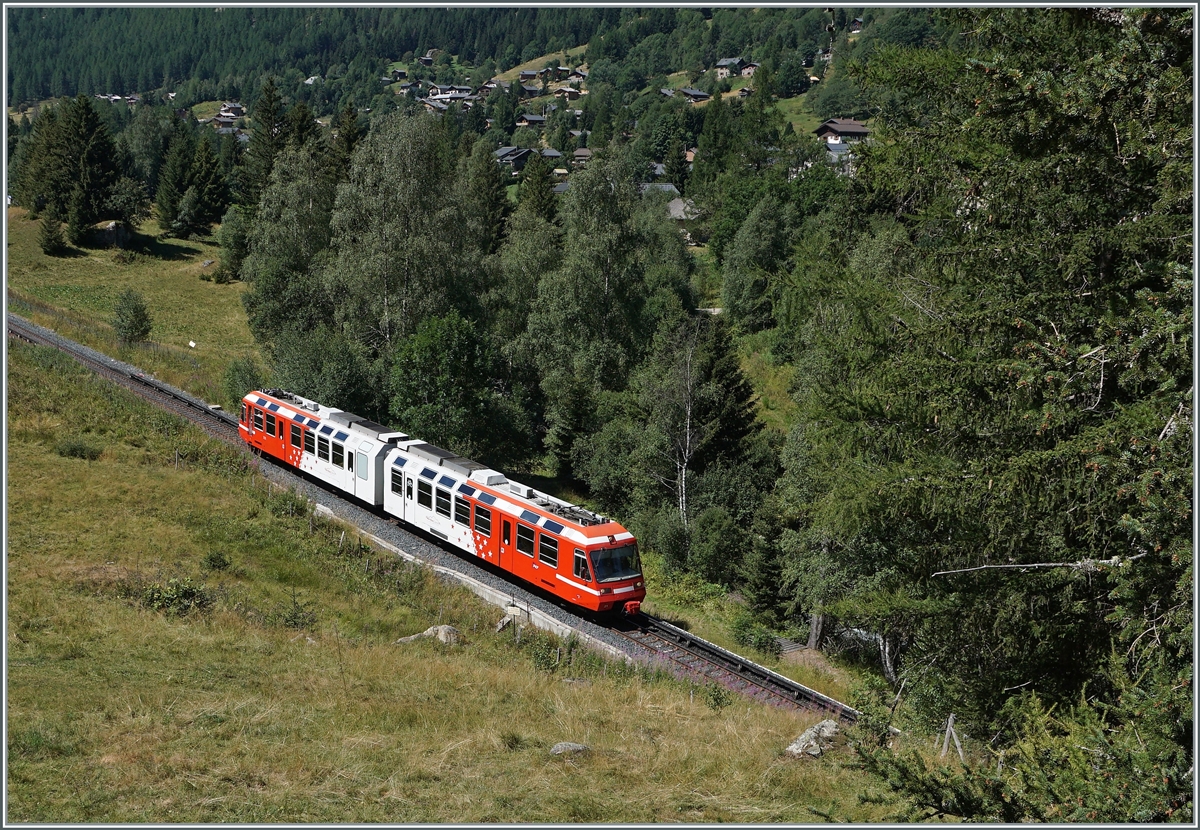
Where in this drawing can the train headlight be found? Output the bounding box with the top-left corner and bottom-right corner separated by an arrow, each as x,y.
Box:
635,581 -> 643,588
600,587 -> 613,595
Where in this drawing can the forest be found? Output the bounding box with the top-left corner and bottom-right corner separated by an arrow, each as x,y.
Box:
6,7 -> 1193,822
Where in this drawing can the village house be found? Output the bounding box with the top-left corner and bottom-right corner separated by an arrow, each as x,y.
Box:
714,57 -> 744,78
812,117 -> 870,143
515,113 -> 547,129
677,87 -> 711,103
741,62 -> 760,77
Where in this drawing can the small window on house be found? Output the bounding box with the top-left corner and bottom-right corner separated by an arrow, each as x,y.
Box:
539,534 -> 559,568
317,436 -> 330,461
454,496 -> 470,526
253,408 -> 263,431
266,413 -> 276,436
391,469 -> 403,494
304,430 -> 315,454
418,480 -> 432,509
357,453 -> 367,479
574,549 -> 591,582
290,423 -> 302,448
516,524 -> 535,557
435,488 -> 451,518
331,442 -> 344,467
475,505 -> 492,537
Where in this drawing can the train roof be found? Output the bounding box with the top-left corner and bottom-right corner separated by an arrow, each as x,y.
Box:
246,389 -> 626,539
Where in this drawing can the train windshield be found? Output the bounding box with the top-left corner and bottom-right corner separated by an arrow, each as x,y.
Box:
591,544 -> 641,583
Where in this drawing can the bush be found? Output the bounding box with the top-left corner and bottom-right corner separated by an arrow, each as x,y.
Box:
202,549 -> 231,571
141,578 -> 213,616
273,588 -> 317,630
222,355 -> 263,412
112,288 -> 152,344
55,437 -> 103,460
703,682 -> 733,711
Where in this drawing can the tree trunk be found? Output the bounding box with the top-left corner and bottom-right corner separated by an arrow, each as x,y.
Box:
807,612 -> 825,650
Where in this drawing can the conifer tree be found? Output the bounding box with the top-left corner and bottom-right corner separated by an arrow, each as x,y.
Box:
517,152 -> 556,223
38,204 -> 65,254
244,77 -> 286,205
112,288 -> 152,344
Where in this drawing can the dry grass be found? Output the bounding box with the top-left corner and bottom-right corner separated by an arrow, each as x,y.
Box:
6,340 -> 895,823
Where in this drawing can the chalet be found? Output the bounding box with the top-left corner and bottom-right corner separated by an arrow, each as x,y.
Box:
552,182 -> 570,194
540,147 -> 563,162
515,113 -> 547,129
741,62 -> 760,77
213,114 -> 237,128
667,197 -> 699,223
738,86 -> 753,98
678,87 -> 711,103
418,49 -> 437,67
222,102 -> 245,116
427,83 -> 454,97
422,99 -> 449,114
554,87 -> 583,101
390,68 -> 408,81
715,57 -> 744,79
520,84 -> 542,97
573,147 -> 593,165
850,17 -> 864,33
569,129 -> 589,142
518,70 -> 539,83
813,118 -> 870,143
568,68 -> 588,82
398,82 -> 420,95
660,88 -> 675,98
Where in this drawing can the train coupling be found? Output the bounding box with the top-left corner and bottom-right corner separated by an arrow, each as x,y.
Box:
622,600 -> 641,616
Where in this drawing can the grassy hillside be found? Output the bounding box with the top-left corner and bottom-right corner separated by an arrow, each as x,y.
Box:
6,341 -> 893,823
6,207 -> 259,407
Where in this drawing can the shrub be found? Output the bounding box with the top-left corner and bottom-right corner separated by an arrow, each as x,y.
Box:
703,682 -> 733,711
112,288 -> 152,344
55,437 -> 102,460
203,549 -> 231,571
141,578 -> 213,616
273,588 -> 317,630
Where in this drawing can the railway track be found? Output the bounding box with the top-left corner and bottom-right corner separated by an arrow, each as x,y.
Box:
8,312 -> 241,442
10,310 -> 861,723
609,613 -> 859,722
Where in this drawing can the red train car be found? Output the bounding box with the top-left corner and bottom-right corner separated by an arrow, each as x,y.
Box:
240,389 -> 645,614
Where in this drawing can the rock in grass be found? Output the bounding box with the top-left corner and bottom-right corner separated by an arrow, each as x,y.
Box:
785,719 -> 840,758
394,624 -> 461,645
550,742 -> 590,756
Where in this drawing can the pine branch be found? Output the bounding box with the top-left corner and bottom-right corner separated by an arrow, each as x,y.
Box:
932,552 -> 1148,577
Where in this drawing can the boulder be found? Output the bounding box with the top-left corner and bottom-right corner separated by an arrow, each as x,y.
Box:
550,742 -> 590,756
395,624 -> 461,645
785,719 -> 841,758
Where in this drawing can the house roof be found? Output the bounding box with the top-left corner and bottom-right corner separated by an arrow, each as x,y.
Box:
641,182 -> 680,196
667,197 -> 699,221
814,118 -> 870,137
716,57 -> 743,67
678,87 -> 710,100
552,182 -> 570,193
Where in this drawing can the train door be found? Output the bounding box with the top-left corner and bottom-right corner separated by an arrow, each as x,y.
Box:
500,519 -> 512,571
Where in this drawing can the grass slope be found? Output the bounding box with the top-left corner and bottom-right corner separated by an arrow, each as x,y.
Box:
6,207 -> 260,406
6,342 -> 892,823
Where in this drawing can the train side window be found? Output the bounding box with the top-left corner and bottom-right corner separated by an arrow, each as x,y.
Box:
406,477 -> 413,500
253,408 -> 263,431
539,534 -> 559,568
574,549 -> 591,582
266,413 -> 276,436
417,480 -> 432,509
331,442 -> 344,467
502,520 -> 511,546
390,469 -> 403,494
317,437 -> 329,461
435,488 -> 451,518
357,453 -> 367,479
453,496 -> 470,526
241,403 -> 248,423
290,423 -> 302,448
347,451 -> 354,472
474,505 -> 492,537
303,431 -> 315,454
516,524 -> 535,557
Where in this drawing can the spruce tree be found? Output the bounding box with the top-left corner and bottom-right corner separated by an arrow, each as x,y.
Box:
517,152 -> 556,223
38,204 -> 65,254
244,77 -> 286,205
112,288 -> 152,344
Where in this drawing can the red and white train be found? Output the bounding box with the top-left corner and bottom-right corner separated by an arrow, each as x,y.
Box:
239,388 -> 645,614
